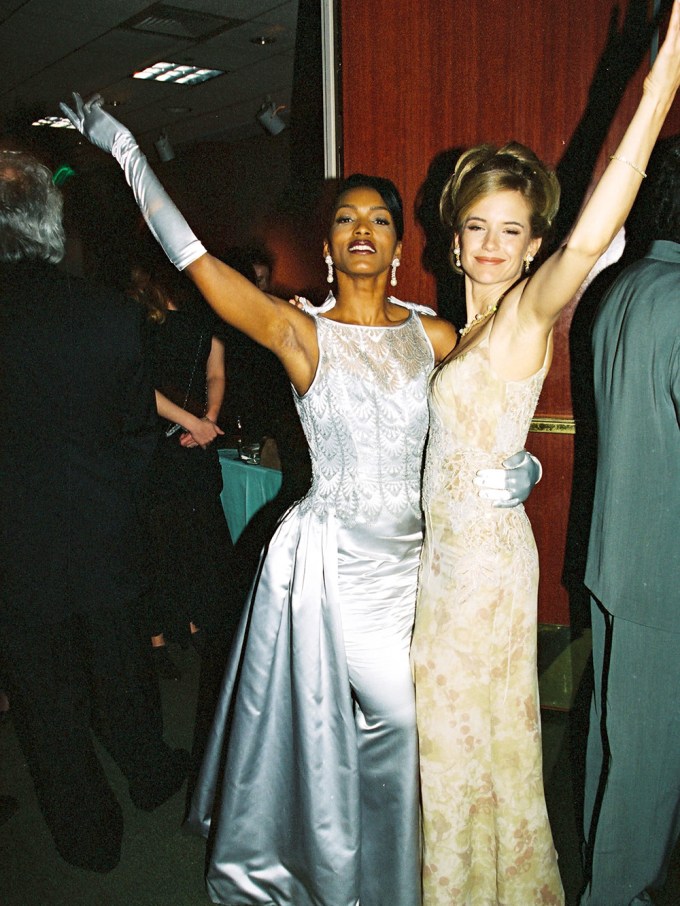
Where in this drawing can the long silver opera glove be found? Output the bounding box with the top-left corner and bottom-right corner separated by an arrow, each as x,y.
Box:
60,92 -> 205,271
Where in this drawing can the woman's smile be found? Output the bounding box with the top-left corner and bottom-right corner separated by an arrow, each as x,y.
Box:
348,240 -> 376,253
474,255 -> 505,265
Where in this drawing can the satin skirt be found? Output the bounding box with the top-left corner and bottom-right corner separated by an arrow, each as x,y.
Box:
186,503 -> 422,906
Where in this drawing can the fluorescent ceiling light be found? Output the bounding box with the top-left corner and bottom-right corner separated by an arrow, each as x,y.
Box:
133,61 -> 225,85
32,116 -> 75,129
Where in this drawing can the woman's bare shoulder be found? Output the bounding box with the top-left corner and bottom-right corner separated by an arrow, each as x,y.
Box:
419,312 -> 458,363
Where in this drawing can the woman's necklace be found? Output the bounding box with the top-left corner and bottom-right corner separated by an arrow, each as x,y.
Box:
458,275 -> 527,338
459,301 -> 497,337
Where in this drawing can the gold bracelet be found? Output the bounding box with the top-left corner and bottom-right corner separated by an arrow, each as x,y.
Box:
609,154 -> 647,178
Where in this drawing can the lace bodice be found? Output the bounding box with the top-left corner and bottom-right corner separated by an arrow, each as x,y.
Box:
294,302 -> 434,526
423,331 -> 546,513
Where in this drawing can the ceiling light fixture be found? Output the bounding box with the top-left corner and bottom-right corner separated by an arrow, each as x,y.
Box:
133,61 -> 225,85
256,98 -> 287,135
154,131 -> 175,163
32,116 -> 75,129
122,4 -> 242,41
250,35 -> 276,46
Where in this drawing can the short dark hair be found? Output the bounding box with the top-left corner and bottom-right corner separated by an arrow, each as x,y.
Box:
623,136 -> 680,249
648,135 -> 680,243
241,242 -> 275,272
334,173 -> 405,241
221,247 -> 259,284
0,150 -> 65,263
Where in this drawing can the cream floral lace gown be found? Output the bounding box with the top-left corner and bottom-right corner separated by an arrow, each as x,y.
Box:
411,325 -> 564,906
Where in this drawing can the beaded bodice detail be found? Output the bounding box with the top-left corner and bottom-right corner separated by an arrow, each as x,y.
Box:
294,304 -> 434,526
423,330 -> 546,517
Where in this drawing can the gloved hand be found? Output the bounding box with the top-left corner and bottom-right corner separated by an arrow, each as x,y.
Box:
59,92 -> 129,155
60,92 -> 206,271
474,449 -> 542,509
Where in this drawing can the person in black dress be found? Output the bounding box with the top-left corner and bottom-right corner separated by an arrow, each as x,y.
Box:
129,256 -> 235,678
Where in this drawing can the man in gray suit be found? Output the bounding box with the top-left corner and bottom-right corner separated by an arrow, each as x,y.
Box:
580,137 -> 680,906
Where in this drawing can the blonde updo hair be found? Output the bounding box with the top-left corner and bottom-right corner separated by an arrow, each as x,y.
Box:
440,142 -> 561,274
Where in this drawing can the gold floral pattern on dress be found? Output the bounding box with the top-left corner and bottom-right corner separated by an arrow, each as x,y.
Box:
412,330 -> 564,905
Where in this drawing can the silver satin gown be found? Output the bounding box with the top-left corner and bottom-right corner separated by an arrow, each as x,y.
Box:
186,297 -> 435,906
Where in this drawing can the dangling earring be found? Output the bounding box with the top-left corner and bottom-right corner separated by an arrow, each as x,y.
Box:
524,254 -> 534,274
454,247 -> 462,269
390,258 -> 400,287
325,254 -> 334,283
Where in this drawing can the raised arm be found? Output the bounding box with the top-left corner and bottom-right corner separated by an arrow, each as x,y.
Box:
522,0 -> 680,328
60,93 -> 318,393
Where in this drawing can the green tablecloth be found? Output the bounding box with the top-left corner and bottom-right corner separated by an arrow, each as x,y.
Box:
218,448 -> 282,542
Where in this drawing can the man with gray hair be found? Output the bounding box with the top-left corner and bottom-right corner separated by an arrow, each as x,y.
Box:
0,150 -> 188,872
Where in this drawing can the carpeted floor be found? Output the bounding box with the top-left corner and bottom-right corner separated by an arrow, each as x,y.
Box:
0,633 -> 678,906
0,644 -> 206,906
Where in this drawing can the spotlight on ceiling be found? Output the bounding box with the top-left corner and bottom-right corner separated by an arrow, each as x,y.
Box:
154,131 -> 175,162
256,98 -> 287,136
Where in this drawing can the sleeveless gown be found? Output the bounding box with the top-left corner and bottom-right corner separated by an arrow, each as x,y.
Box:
411,327 -> 564,905
186,299 -> 434,906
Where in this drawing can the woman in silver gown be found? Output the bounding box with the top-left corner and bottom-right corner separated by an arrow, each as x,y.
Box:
180,174 -> 457,906
61,95 -> 538,906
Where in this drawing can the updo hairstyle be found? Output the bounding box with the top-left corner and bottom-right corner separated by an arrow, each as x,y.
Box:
439,142 -> 560,274
333,173 -> 405,241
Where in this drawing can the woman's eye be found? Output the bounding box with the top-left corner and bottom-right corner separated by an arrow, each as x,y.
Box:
466,224 -> 483,231
374,217 -> 390,226
336,215 -> 353,223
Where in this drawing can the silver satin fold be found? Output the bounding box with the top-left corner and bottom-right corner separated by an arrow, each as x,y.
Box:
189,509 -> 361,904
186,303 -> 433,906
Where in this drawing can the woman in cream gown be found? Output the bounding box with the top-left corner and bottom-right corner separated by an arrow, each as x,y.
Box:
412,295 -> 560,905
412,8 -> 680,903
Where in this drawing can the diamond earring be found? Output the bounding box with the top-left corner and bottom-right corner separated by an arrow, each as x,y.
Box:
390,258 -> 400,287
454,247 -> 461,269
524,254 -> 534,274
325,254 -> 334,284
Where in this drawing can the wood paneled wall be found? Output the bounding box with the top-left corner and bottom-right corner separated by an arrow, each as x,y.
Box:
340,0 -> 680,624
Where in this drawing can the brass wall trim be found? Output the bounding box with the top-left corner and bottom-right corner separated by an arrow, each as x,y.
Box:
529,416 -> 575,435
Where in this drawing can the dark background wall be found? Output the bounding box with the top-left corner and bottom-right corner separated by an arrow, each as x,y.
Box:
340,0 -> 680,625
21,0 -> 679,626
